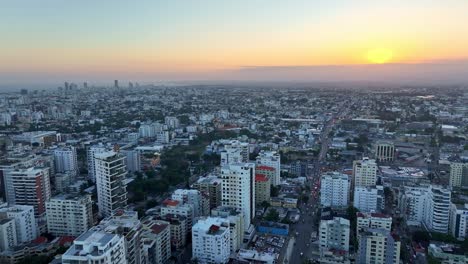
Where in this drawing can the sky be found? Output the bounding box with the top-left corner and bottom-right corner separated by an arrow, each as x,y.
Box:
1,0 -> 468,86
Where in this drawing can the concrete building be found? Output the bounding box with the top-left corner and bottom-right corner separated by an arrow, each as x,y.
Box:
319,217 -> 350,255
428,243 -> 468,264
221,148 -> 243,166
3,167 -> 51,221
0,218 -> 17,252
86,144 -> 107,182
256,151 -> 281,186
0,204 -> 37,244
424,185 -> 451,234
375,141 -> 395,162
356,212 -> 392,241
160,199 -> 194,234
122,150 -> 141,172
192,217 -> 231,264
141,219 -> 171,264
157,214 -> 187,250
54,172 -> 72,193
193,175 -> 222,209
171,189 -> 203,217
255,174 -> 271,206
399,187 -> 428,226
53,146 -> 78,177
95,151 -> 127,218
320,172 -> 349,208
96,210 -> 143,264
211,206 -> 244,253
62,230 -> 127,264
46,194 -> 93,237
255,165 -> 276,187
353,158 -> 378,188
353,185 -> 384,213
450,203 -> 468,240
221,163 -> 255,231
449,161 -> 468,188
223,140 -> 249,163
357,229 -> 401,264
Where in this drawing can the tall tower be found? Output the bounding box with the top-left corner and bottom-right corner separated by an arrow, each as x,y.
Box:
95,151 -> 127,218
221,163 -> 255,230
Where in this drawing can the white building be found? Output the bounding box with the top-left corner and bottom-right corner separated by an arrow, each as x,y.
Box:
0,204 -> 37,243
160,199 -> 194,234
141,219 -> 171,264
62,230 -> 127,264
319,217 -> 350,255
223,140 -> 249,163
357,229 -> 401,264
320,172 -> 349,208
0,218 -> 17,252
256,151 -> 281,186
353,185 -> 384,213
220,148 -> 243,166
221,163 -> 255,231
353,158 -> 377,188
53,146 -> 78,177
46,194 -> 93,237
211,206 -> 244,253
122,150 -> 141,172
54,172 -> 72,193
95,151 -> 127,218
87,145 -> 107,181
356,212 -> 392,240
171,189 -> 203,217
192,217 -> 231,264
449,161 -> 468,188
450,203 -> 468,240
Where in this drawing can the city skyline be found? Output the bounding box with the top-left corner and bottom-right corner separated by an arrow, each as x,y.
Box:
2,0 -> 468,85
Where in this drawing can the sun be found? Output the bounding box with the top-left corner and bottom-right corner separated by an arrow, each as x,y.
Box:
366,48 -> 393,64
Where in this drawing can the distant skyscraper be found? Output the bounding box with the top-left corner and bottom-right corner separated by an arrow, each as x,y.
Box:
87,145 -> 107,182
114,79 -> 119,88
83,82 -> 88,89
95,151 -> 127,218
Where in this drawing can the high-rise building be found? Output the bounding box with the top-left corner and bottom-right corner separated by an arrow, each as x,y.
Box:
192,217 -> 231,264
356,212 -> 392,242
223,140 -> 249,163
255,165 -> 276,187
95,151 -> 127,218
3,167 -> 51,220
221,163 -> 255,231
171,189 -> 204,217
353,158 -> 378,188
256,151 -> 281,186
0,218 -> 17,252
122,150 -> 141,172
193,175 -> 222,209
319,217 -> 350,255
353,185 -> 384,213
450,203 -> 468,240
141,219 -> 171,264
211,206 -> 245,253
320,172 -> 349,208
220,148 -> 243,166
160,199 -> 194,234
87,145 -> 107,182
45,194 -> 93,237
53,146 -> 78,177
255,174 -> 271,206
0,204 -> 37,244
357,229 -> 401,264
375,141 -> 395,162
449,161 -> 468,188
62,230 -> 127,264
114,79 -> 119,88
155,214 -> 187,250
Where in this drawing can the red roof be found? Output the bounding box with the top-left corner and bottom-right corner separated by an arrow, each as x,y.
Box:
58,236 -> 75,246
151,223 -> 169,234
163,199 -> 180,206
32,236 -> 48,244
255,174 -> 269,182
209,225 -> 220,232
256,165 -> 275,171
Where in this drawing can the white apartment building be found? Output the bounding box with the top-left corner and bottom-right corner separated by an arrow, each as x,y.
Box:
46,194 -> 93,237
211,206 -> 245,253
256,151 -> 281,186
224,140 -> 249,163
221,163 -> 255,231
357,229 -> 401,264
320,172 -> 349,208
192,217 -> 231,264
53,146 -> 78,177
353,158 -> 378,188
3,167 -> 51,219
87,144 -> 107,182
171,189 -> 203,217
319,217 -> 350,255
0,204 -> 37,243
54,172 -> 72,193
450,203 -> 468,239
220,148 -> 243,166
122,150 -> 141,172
141,219 -> 171,264
160,199 -> 194,233
0,218 -> 17,252
62,230 -> 127,264
353,185 -> 384,213
356,212 -> 392,240
449,161 -> 468,188
95,151 -> 127,218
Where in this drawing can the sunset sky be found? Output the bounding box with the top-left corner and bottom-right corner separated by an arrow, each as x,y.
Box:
1,0 -> 468,85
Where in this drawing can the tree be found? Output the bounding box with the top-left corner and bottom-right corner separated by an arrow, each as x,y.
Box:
260,201 -> 270,208
270,185 -> 280,197
264,209 -> 280,222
